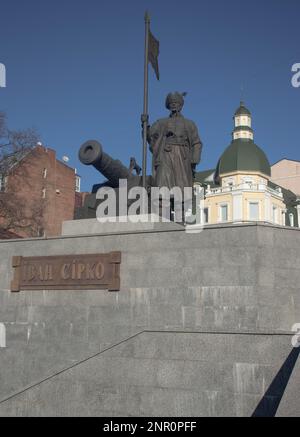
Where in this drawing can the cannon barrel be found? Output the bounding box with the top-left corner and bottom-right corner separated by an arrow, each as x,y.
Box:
79,140 -> 132,187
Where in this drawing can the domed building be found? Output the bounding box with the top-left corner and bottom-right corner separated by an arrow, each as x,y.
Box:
194,102 -> 300,227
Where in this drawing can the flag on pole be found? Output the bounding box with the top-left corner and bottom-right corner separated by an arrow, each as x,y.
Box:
148,30 -> 160,80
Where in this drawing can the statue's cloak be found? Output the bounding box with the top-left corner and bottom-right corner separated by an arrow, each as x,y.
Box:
148,113 -> 202,191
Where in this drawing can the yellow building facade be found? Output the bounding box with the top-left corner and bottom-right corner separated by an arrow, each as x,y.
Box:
194,102 -> 296,227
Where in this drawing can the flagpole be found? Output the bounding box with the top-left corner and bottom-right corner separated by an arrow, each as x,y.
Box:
141,11 -> 150,190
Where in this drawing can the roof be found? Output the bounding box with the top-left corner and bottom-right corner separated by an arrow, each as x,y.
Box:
268,180 -> 299,204
0,148 -> 31,174
272,158 -> 300,167
234,101 -> 251,116
1,146 -> 77,176
216,139 -> 271,177
194,169 -> 219,187
194,169 -> 215,183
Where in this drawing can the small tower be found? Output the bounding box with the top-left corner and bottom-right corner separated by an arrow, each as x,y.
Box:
199,101 -> 288,226
233,101 -> 254,141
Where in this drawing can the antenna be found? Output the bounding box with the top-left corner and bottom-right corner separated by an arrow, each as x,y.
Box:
240,82 -> 245,102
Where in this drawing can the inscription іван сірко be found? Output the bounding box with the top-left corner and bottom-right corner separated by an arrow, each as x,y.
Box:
10,252 -> 121,292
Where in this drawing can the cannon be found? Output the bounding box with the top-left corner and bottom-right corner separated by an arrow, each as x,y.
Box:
76,139 -> 195,222
76,140 -> 152,219
79,140 -> 133,188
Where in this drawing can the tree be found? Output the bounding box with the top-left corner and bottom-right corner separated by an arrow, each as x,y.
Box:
0,111 -> 45,237
0,111 -> 39,168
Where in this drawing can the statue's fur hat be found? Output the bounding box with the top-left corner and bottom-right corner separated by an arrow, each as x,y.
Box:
165,92 -> 187,110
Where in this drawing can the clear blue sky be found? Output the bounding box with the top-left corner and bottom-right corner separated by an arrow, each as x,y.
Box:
0,0 -> 299,191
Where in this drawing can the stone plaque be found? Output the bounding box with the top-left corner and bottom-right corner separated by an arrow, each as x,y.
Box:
11,252 -> 121,292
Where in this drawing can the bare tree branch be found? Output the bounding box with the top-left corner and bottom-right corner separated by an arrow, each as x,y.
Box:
0,112 -> 44,237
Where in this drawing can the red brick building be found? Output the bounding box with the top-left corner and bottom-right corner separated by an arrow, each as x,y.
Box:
0,145 -> 80,237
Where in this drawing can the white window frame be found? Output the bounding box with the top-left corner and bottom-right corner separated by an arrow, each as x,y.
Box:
289,213 -> 295,227
224,177 -> 234,188
248,201 -> 260,221
272,205 -> 278,224
243,177 -> 254,186
218,203 -> 229,223
75,175 -> 81,193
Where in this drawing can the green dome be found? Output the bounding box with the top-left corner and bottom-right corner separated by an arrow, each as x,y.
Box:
216,139 -> 271,177
234,101 -> 251,116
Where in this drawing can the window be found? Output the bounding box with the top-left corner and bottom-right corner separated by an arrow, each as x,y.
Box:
243,177 -> 253,186
203,208 -> 209,224
272,206 -> 278,224
42,188 -> 46,199
38,227 -> 45,237
43,168 -> 47,178
249,202 -> 259,220
219,204 -> 228,222
225,178 -> 234,188
0,174 -> 6,192
75,175 -> 81,193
